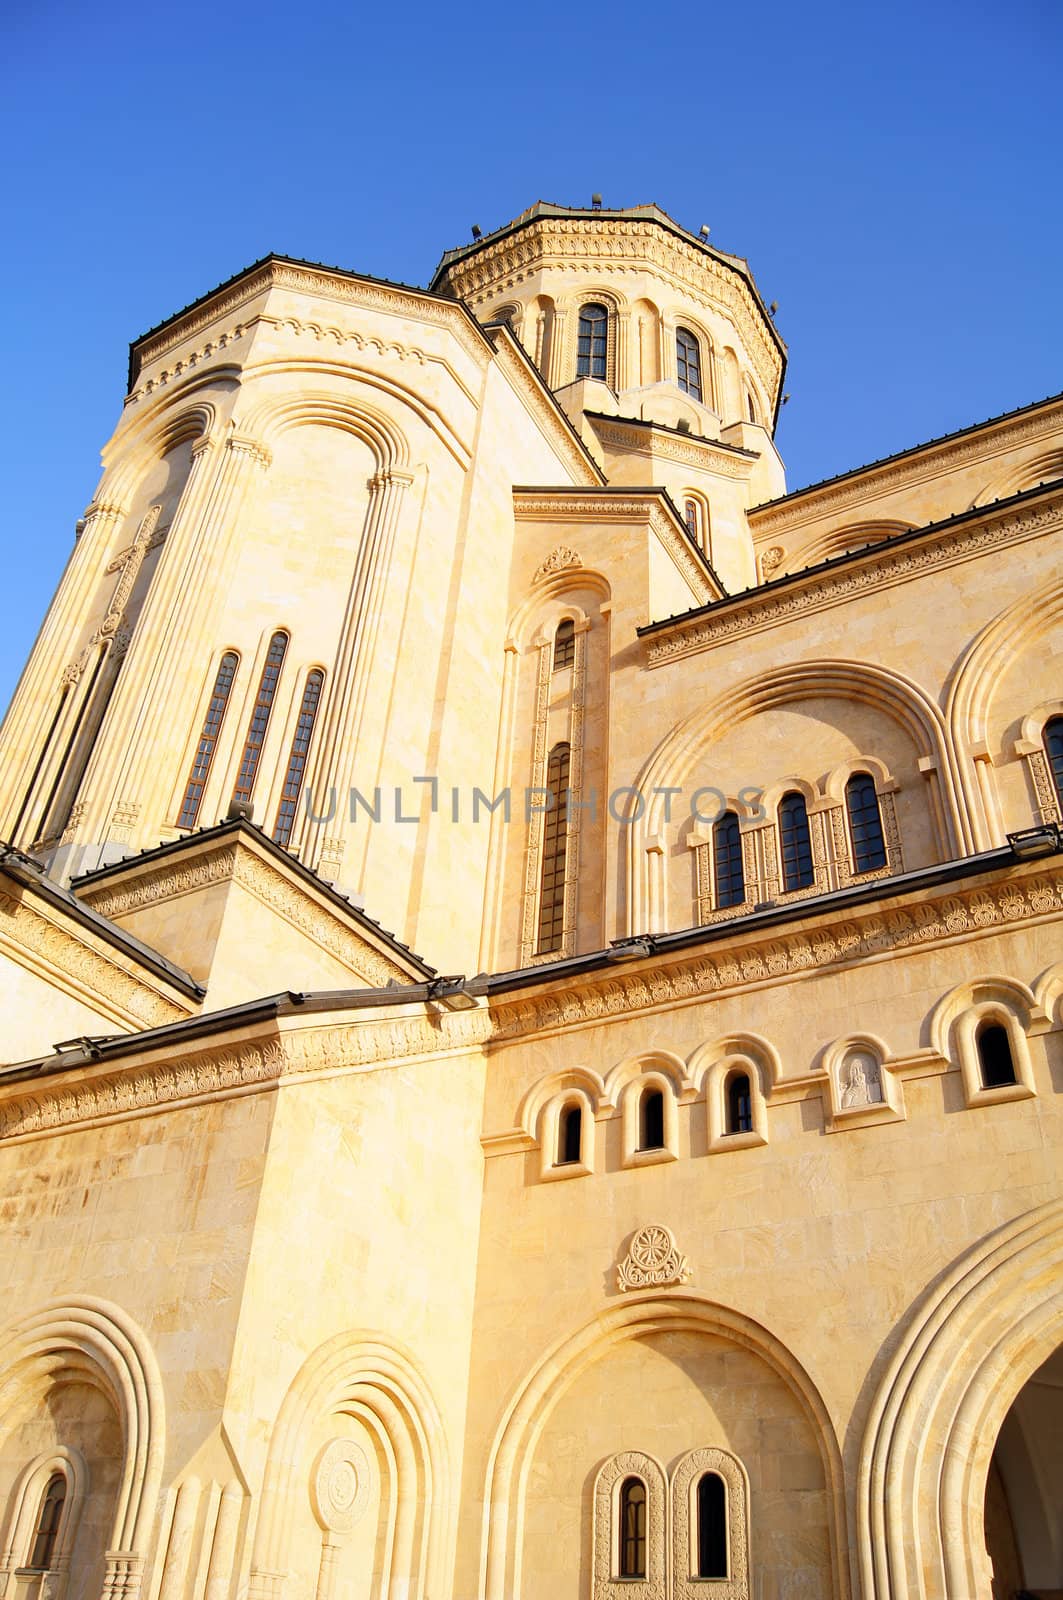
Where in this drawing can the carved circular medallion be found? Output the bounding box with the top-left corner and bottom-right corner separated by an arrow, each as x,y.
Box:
311,1438 -> 372,1533
629,1224 -> 674,1271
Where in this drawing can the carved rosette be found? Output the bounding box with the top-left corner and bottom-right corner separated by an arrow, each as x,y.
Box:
311,1438 -> 372,1535
617,1224 -> 691,1292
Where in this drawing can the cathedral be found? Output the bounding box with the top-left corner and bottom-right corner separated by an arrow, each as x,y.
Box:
0,200 -> 1060,1600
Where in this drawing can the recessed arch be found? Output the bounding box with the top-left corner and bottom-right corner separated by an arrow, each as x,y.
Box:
239,382 -> 410,471
248,1329 -> 449,1600
946,575 -> 1063,847
0,1297 -> 164,1560
857,1197 -> 1063,1600
478,1293 -> 849,1600
627,660 -> 964,933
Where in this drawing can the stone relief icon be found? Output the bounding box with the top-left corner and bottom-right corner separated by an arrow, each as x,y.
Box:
840,1053 -> 883,1108
617,1223 -> 692,1292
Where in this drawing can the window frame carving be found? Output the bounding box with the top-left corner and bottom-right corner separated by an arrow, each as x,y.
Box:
620,1072 -> 679,1169
592,1451 -> 667,1600
824,762 -> 903,888
0,1448 -> 88,1598
690,807 -> 757,925
671,1448 -> 751,1600
675,328 -> 703,403
704,1054 -> 768,1153
539,1088 -> 596,1181
955,1003 -> 1036,1108
1014,704 -> 1063,825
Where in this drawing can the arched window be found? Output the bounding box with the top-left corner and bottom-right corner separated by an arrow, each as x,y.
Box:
577,304 -> 609,380
845,771 -> 887,873
778,791 -> 814,892
676,328 -> 702,402
231,631 -> 288,809
713,811 -> 745,908
639,1087 -> 665,1150
696,1472 -> 728,1579
536,742 -> 570,954
726,1072 -> 753,1135
177,650 -> 239,829
553,619 -> 575,671
272,669 -> 324,848
977,1021 -> 1017,1088
558,1101 -> 582,1165
28,1473 -> 65,1571
684,498 -> 700,541
1045,715 -> 1063,809
619,1477 -> 647,1579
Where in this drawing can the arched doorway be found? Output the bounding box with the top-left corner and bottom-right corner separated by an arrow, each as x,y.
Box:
984,1344 -> 1063,1600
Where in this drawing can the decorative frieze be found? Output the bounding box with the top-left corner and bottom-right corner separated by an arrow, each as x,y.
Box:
645,502 -> 1062,663
591,420 -> 752,478
750,402 -> 1063,532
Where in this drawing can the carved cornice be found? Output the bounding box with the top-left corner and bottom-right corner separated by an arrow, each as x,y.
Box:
590,419 -> 752,479
0,891 -> 189,1032
440,217 -> 783,401
78,842 -> 415,987
134,261 -> 492,381
751,404 -> 1063,532
645,501 -> 1061,664
2,865 -> 1060,1140
488,865 -> 1063,1043
0,1005 -> 492,1143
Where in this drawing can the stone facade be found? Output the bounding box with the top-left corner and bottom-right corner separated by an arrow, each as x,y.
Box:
0,202 -> 1059,1600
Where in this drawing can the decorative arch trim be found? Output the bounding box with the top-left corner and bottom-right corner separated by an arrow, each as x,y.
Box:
856,1197 -> 1063,1600
0,1297 -> 164,1561
248,1328 -> 449,1600
478,1293 -> 849,1600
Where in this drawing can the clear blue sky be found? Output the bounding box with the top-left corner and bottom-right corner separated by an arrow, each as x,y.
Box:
2,0 -> 1059,710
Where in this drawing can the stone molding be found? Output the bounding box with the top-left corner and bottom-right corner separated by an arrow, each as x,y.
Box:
489,864 -> 1063,1043
5,864 -> 1060,1142
646,501 -> 1062,663
489,333 -> 602,484
439,217 -> 783,400
591,419 -> 752,478
0,889 -> 189,1031
751,403 -> 1063,532
514,493 -> 717,605
78,841 -> 416,988
133,261 -> 491,381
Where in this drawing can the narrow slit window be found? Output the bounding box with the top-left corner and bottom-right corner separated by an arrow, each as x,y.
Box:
29,1474 -> 65,1572
536,742 -> 570,954
676,328 -> 703,401
558,1102 -> 582,1165
977,1021 -> 1016,1088
640,1088 -> 665,1150
179,652 -> 240,832
619,1477 -> 647,1579
272,670 -> 324,848
1045,716 -> 1063,809
845,772 -> 887,872
746,390 -> 758,423
231,631 -> 288,808
553,619 -> 576,671
779,791 -> 814,892
577,304 -> 608,379
684,498 -> 700,541
696,1472 -> 728,1579
177,651 -> 239,829
713,810 -> 745,909
726,1072 -> 753,1134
